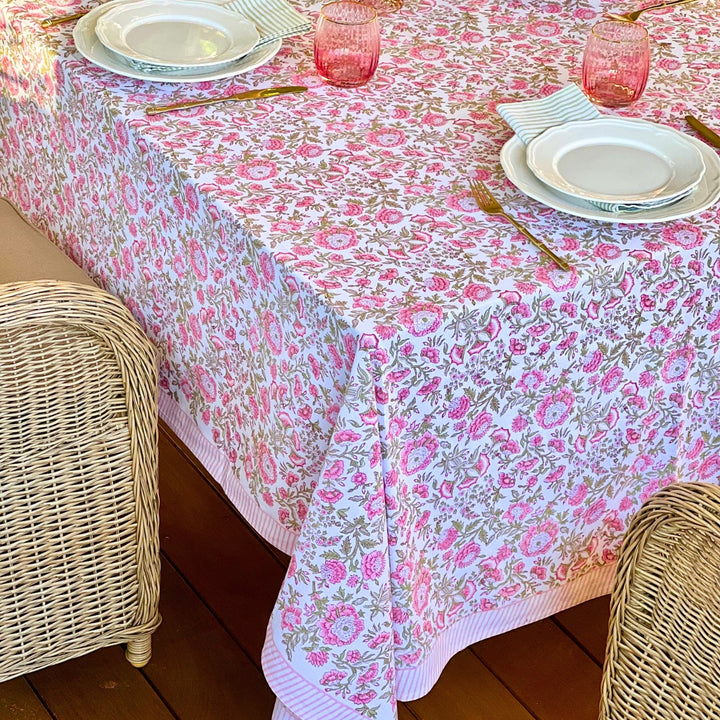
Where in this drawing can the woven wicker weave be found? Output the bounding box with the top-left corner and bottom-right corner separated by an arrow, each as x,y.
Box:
600,482 -> 720,720
0,280 -> 161,681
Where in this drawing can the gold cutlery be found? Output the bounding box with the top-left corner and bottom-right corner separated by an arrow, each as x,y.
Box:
604,0 -> 697,23
686,114 -> 720,148
469,179 -> 570,271
146,85 -> 308,115
40,9 -> 90,28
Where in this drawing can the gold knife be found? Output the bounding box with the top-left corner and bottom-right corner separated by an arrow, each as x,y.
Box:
146,86 -> 308,115
40,10 -> 90,28
686,114 -> 720,148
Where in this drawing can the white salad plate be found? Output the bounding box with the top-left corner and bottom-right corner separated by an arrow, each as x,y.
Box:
526,118 -> 706,206
74,0 -> 280,83
501,130 -> 720,224
95,0 -> 259,70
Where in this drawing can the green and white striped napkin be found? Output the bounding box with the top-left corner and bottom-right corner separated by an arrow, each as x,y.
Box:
223,0 -> 311,46
497,85 -> 683,213
497,84 -> 601,146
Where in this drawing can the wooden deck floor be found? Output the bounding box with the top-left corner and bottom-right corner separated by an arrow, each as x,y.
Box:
1,426 -> 611,720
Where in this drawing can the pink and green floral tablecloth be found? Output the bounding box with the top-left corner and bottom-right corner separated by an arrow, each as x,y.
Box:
2,0 -> 720,716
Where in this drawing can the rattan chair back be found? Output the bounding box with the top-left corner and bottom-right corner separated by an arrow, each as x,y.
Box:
0,281 -> 161,681
600,481 -> 720,720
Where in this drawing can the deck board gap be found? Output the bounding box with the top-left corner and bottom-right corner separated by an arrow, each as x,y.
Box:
136,671 -> 182,720
20,677 -> 59,720
160,423 -> 290,570
468,646 -> 544,720
551,618 -> 605,669
158,548 -> 266,675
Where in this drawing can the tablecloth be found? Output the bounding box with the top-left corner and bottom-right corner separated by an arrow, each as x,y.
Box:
2,0 -> 720,717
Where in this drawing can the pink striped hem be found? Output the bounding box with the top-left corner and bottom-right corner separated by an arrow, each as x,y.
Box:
157,391 -> 299,556
394,561 -> 616,700
264,562 -> 616,719
263,627 -> 367,720
272,701 -> 300,720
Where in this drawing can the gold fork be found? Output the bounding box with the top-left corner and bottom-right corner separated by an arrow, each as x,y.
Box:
604,0 -> 697,23
469,179 -> 570,271
39,9 -> 90,28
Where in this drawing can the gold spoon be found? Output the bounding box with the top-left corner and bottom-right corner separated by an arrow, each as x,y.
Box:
604,0 -> 698,23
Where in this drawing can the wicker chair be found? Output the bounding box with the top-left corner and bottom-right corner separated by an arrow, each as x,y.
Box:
600,482 -> 720,720
0,198 -> 161,682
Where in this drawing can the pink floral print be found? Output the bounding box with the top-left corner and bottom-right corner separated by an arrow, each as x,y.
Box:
2,2 -> 720,719
319,604 -> 364,646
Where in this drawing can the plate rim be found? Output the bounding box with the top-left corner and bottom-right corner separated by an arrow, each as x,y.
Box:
525,117 -> 706,205
501,130 -> 720,225
73,0 -> 281,83
95,0 -> 259,69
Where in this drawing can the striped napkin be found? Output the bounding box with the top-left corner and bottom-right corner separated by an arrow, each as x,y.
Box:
497,85 -> 675,213
223,0 -> 311,46
497,84 -> 601,146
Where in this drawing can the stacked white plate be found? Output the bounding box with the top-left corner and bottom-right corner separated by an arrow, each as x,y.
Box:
94,0 -> 260,72
74,0 -> 281,83
501,117 -> 720,224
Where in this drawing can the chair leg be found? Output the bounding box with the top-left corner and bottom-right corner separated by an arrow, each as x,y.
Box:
125,634 -> 152,668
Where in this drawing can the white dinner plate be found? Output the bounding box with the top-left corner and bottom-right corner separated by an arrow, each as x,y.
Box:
526,118 -> 706,205
74,0 -> 281,83
501,131 -> 720,224
95,0 -> 259,70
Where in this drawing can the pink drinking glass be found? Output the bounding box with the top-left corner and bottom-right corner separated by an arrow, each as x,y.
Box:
582,20 -> 650,107
314,1 -> 380,88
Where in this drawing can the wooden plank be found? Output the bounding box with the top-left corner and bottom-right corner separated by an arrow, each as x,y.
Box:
160,422 -> 290,567
158,429 -> 288,663
553,595 -> 611,666
0,678 -> 54,719
399,702 -> 419,720
406,648 -> 535,720
472,618 -> 602,720
141,559 -> 276,720
28,646 -> 174,720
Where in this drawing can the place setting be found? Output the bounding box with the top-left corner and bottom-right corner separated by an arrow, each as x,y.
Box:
69,0 -> 312,83
497,85 -> 720,225
37,0 -> 397,94
479,3 -> 720,227
33,0 -> 406,118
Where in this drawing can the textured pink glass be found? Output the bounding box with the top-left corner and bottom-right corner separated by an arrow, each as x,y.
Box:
314,1 -> 380,88
582,20 -> 650,107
